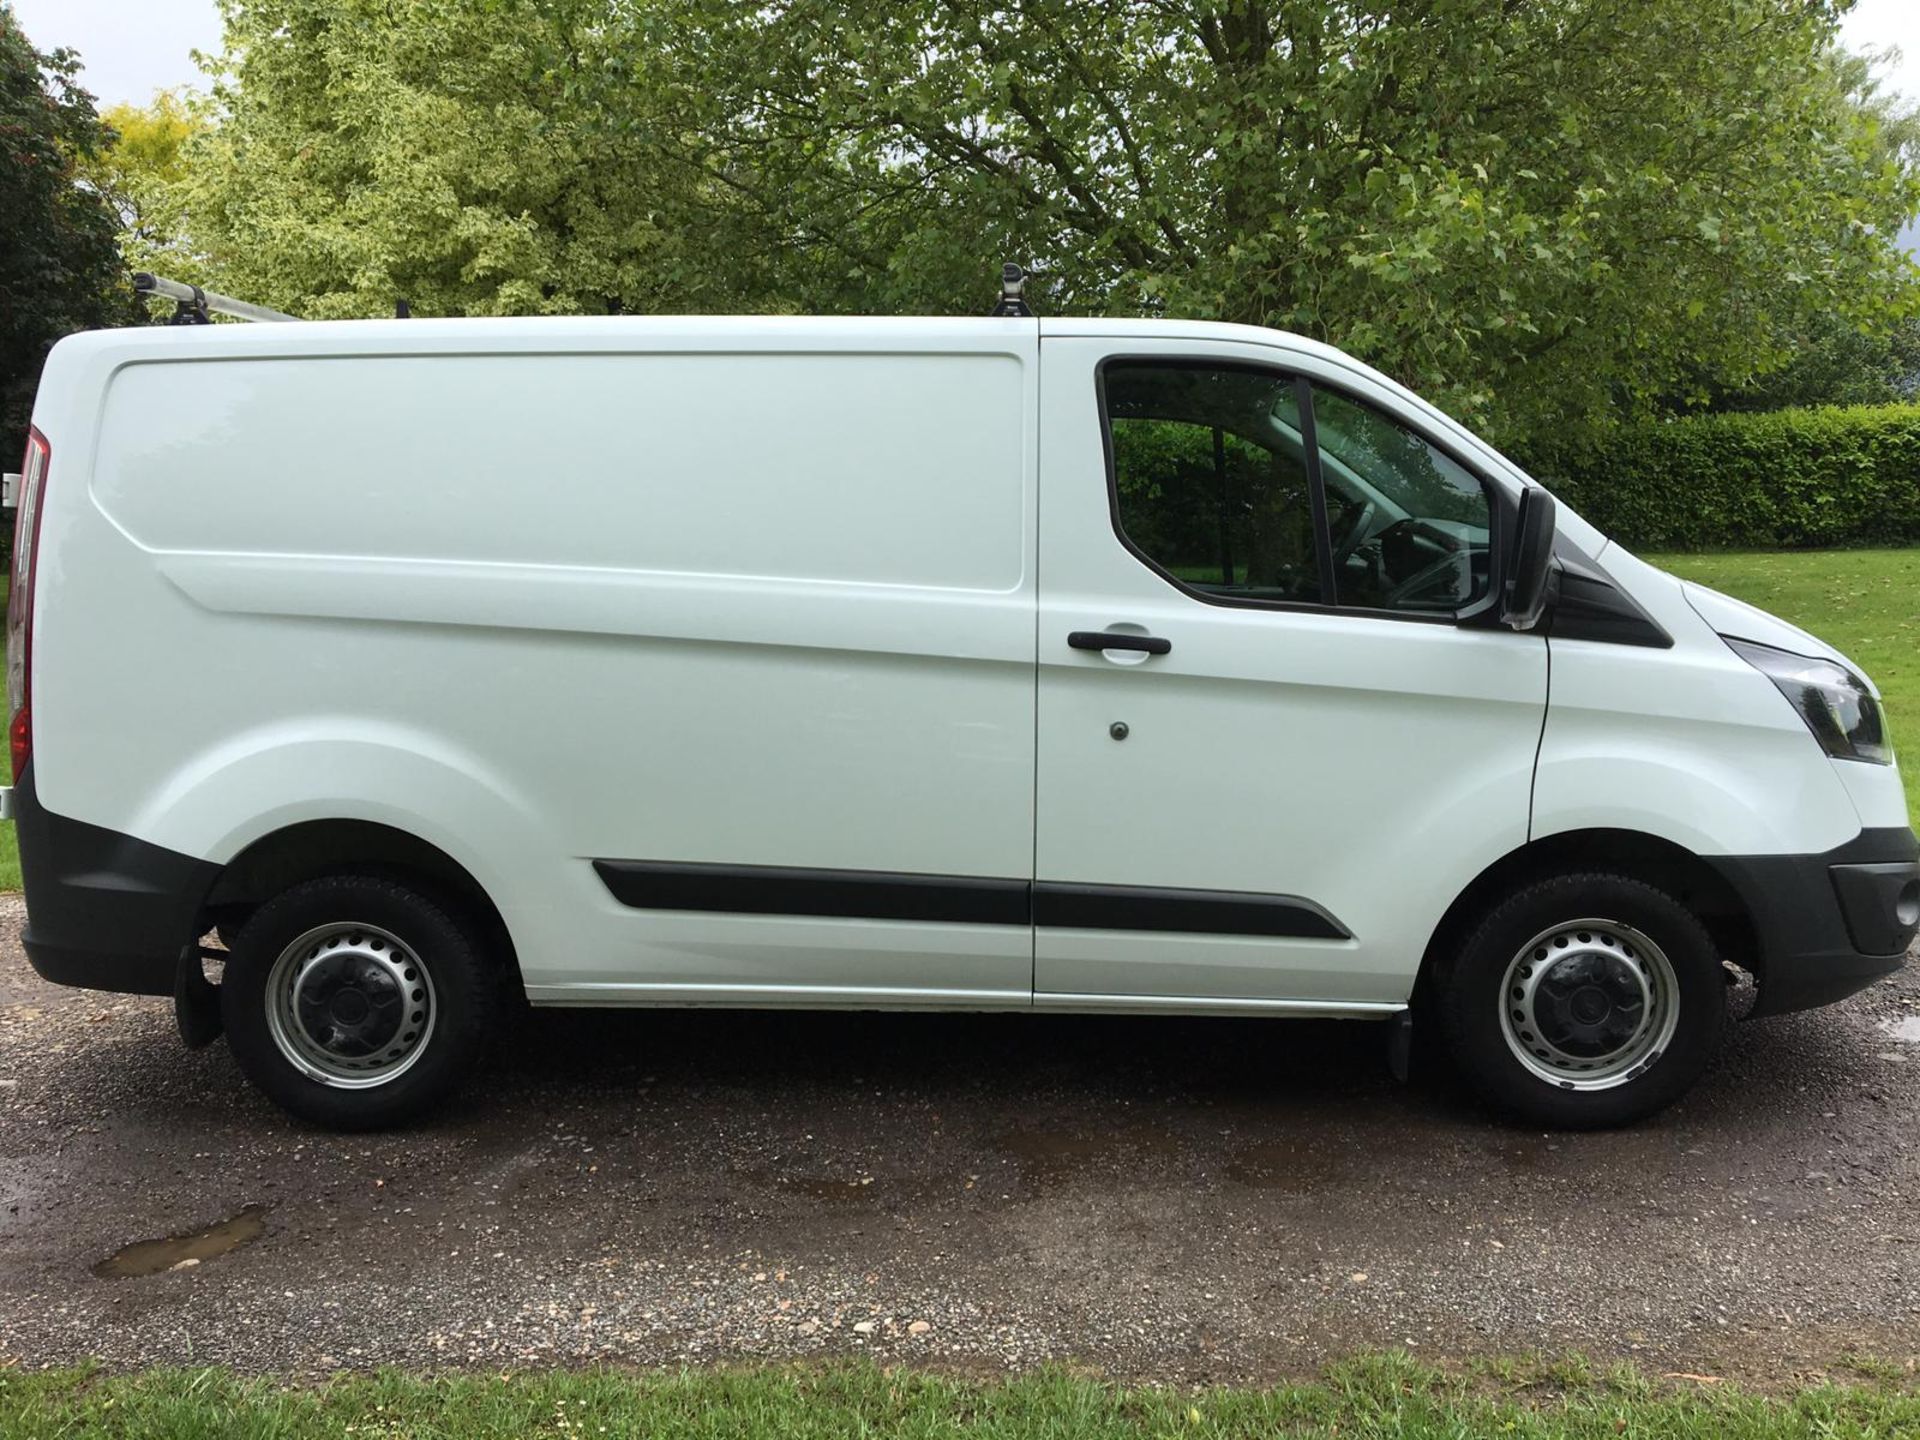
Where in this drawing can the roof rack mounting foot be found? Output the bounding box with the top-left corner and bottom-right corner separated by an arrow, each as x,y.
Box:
991,262 -> 1036,318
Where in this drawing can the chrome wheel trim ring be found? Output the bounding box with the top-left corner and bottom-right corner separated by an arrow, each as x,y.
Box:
1498,918 -> 1680,1092
264,921 -> 437,1089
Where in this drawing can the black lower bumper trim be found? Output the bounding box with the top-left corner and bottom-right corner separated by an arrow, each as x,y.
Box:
15,763 -> 219,997
1707,826 -> 1918,1018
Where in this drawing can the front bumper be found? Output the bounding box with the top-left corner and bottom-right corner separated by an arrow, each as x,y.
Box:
1707,826 -> 1920,1017
15,764 -> 220,996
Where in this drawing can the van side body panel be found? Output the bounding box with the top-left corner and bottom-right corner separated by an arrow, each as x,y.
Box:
1533,545 -> 1868,858
32,320 -> 1041,1004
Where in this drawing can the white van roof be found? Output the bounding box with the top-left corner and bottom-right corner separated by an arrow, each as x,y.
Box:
54,313 -> 1349,361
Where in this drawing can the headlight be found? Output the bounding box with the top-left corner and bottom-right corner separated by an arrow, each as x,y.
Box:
1724,636 -> 1891,765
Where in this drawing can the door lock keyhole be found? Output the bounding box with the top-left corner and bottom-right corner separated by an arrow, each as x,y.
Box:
1109,721 -> 1130,741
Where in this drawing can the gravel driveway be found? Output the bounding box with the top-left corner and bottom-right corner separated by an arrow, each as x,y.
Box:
2,893 -> 1917,1384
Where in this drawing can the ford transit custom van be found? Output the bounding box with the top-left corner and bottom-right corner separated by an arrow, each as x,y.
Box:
11,315 -> 1915,1129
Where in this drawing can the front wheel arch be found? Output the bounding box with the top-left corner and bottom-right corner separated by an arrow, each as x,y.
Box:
1414,828 -> 1758,1010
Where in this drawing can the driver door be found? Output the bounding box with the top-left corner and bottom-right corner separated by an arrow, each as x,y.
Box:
1032,333 -> 1548,1008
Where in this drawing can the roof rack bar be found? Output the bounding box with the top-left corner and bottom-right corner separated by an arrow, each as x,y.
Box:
134,272 -> 297,325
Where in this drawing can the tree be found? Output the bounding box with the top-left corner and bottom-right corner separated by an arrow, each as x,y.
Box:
656,0 -> 1920,452
1680,49 -> 1920,415
0,4 -> 128,470
76,90 -> 210,300
185,0 -> 1920,457
187,0 -> 764,319
1688,312 -> 1920,412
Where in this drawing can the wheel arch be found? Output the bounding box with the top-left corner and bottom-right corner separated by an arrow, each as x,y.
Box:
204,819 -> 520,984
1415,827 -> 1759,1005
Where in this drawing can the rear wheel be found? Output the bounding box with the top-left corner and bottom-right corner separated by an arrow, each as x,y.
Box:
1438,872 -> 1727,1128
221,875 -> 496,1129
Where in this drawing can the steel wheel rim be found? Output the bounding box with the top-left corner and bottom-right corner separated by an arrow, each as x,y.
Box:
264,921 -> 437,1088
1498,918 -> 1679,1091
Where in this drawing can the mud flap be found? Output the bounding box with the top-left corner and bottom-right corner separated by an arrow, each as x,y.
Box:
1386,1010 -> 1412,1083
174,947 -> 224,1049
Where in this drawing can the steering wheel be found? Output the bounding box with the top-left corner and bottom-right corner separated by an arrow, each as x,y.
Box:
1329,498 -> 1378,571
1382,550 -> 1466,609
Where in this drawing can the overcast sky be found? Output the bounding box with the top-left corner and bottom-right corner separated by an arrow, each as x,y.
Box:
10,0 -> 222,106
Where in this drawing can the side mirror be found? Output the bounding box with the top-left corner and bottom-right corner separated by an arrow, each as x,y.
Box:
1501,487 -> 1556,631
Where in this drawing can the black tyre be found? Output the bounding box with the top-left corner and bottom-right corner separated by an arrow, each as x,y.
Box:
1437,871 -> 1727,1129
221,875 -> 497,1129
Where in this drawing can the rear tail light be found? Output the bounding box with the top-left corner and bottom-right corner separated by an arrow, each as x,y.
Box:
8,427 -> 49,779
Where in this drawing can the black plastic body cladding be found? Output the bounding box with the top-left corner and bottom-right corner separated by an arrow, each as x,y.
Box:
1705,826 -> 1919,1017
15,764 -> 218,996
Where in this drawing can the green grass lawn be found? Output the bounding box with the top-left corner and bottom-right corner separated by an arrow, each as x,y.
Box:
1647,547 -> 1920,820
3,1356 -> 1918,1439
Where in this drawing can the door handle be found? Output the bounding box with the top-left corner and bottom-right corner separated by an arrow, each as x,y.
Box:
1067,630 -> 1172,656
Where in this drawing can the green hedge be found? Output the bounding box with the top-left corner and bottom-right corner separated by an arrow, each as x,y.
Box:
1541,403 -> 1920,551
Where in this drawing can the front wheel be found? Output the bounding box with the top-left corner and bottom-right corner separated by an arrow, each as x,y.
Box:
1438,872 -> 1727,1128
221,875 -> 497,1129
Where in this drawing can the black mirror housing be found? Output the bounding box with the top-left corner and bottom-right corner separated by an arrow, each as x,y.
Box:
1501,487 -> 1556,631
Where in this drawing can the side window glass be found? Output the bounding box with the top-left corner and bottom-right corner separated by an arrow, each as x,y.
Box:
1308,386 -> 1492,612
1105,364 -> 1323,605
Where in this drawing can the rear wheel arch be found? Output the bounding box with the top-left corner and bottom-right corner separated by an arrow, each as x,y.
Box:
202,819 -> 520,986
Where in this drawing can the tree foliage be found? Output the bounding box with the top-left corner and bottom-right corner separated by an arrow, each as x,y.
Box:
188,0 -> 758,318
656,0 -> 1920,450
1690,312 -> 1920,413
182,0 -> 1920,454
0,3 -> 127,467
75,90 -> 210,304
1655,49 -> 1920,417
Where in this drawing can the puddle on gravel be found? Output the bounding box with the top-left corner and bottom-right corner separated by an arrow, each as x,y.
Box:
1878,1016 -> 1920,1045
993,1124 -> 1183,1187
1225,1139 -> 1349,1191
92,1205 -> 269,1279
773,1174 -> 875,1203
737,1169 -> 877,1204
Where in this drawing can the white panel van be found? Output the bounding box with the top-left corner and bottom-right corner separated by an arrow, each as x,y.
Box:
11,315 -> 1916,1129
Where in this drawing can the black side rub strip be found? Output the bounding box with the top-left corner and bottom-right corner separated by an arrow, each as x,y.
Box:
593,860 -> 1029,926
593,861 -> 1351,940
1032,881 -> 1348,939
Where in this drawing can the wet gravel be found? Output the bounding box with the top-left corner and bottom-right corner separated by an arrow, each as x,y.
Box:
2,893 -> 1918,1384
